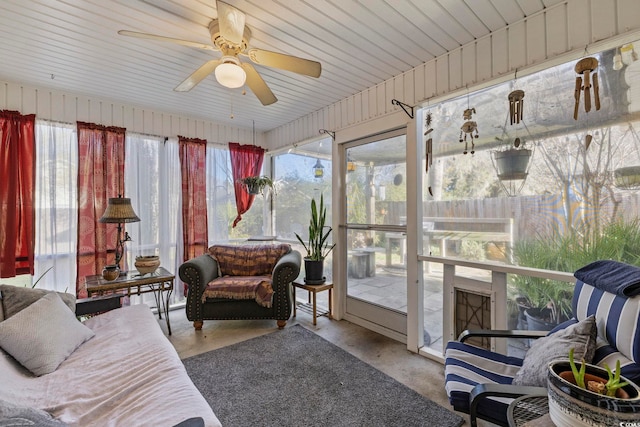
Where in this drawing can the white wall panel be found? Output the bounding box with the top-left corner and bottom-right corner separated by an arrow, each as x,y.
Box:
508,22 -> 527,70
0,80 -> 255,145
367,87 -> 377,118
526,14 -> 546,65
591,0 -> 616,42
6,84 -> 21,110
492,28 -> 510,77
567,0 -> 590,50
546,5 -> 568,57
414,64 -> 426,103
436,57 -> 449,95
461,45 -> 477,86
448,49 -> 463,91
618,0 -> 640,33
476,37 -> 493,82
424,61 -> 437,99
22,88 -> 36,115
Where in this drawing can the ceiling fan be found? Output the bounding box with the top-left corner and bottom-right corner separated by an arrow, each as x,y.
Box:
118,0 -> 321,106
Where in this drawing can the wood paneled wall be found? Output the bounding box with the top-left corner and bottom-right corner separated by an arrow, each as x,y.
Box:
0,80 -> 260,145
266,0 -> 640,150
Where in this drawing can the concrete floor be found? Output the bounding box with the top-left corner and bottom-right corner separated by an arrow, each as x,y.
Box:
162,304 -> 494,427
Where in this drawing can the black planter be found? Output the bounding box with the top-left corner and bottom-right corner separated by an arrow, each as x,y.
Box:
304,259 -> 325,284
524,307 -> 557,331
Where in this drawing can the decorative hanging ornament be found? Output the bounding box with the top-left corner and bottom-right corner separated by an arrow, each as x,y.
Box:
459,107 -> 478,155
573,57 -> 601,120
508,90 -> 525,125
424,112 -> 433,173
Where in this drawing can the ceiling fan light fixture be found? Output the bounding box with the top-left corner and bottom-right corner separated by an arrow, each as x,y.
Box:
215,56 -> 246,88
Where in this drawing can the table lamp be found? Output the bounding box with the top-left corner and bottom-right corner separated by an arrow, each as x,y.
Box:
99,196 -> 140,271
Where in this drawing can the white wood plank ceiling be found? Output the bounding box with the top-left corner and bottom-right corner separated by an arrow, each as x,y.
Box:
0,0 -> 564,132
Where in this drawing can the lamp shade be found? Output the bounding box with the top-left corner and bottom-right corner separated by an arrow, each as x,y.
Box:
215,57 -> 246,89
99,197 -> 141,223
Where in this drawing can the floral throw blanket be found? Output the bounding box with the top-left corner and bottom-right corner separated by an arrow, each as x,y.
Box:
201,276 -> 274,308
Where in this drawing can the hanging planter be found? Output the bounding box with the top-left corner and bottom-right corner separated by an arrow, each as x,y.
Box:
493,147 -> 532,181
238,175 -> 274,196
614,165 -> 640,190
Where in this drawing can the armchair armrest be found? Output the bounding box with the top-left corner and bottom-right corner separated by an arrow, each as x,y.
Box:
458,329 -> 548,343
272,250 -> 302,287
468,383 -> 547,427
179,254 -> 220,296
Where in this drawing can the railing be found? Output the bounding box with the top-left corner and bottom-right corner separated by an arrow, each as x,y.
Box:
419,255 -> 575,358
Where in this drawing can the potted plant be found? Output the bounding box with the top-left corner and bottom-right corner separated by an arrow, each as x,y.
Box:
295,194 -> 336,284
492,137 -> 533,181
547,348 -> 640,426
239,175 -> 274,195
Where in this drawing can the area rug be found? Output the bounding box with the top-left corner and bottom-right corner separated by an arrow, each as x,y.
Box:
182,325 -> 464,427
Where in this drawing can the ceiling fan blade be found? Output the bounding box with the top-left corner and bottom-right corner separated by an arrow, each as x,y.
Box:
216,1 -> 246,45
241,63 -> 277,106
174,59 -> 220,92
118,30 -> 217,51
245,48 -> 321,78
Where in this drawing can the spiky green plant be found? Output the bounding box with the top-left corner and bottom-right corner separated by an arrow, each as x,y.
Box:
604,360 -> 629,397
569,347 -> 587,389
295,194 -> 336,261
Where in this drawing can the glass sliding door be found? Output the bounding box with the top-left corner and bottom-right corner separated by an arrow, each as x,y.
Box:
342,128 -> 408,337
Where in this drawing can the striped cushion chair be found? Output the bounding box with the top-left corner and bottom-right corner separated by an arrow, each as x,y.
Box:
444,260 -> 640,427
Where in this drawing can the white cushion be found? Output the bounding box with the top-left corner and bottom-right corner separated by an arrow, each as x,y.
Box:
0,292 -> 94,376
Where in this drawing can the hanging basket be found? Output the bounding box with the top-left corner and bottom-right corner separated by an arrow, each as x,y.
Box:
245,182 -> 262,195
494,148 -> 532,180
614,166 -> 640,190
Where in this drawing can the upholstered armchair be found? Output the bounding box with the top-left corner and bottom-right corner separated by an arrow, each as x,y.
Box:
179,243 -> 301,330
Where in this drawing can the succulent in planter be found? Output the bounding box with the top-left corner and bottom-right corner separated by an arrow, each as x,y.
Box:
568,348 -> 629,397
547,348 -> 640,426
238,175 -> 274,195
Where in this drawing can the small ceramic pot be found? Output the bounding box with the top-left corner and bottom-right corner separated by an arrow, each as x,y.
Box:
135,255 -> 160,275
102,264 -> 120,281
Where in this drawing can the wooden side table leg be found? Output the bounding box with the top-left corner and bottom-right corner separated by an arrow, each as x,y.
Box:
328,288 -> 333,319
312,289 -> 317,325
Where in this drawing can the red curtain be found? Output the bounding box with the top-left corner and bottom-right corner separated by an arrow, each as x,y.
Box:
229,142 -> 265,228
0,111 -> 36,278
76,122 -> 125,297
179,136 -> 208,264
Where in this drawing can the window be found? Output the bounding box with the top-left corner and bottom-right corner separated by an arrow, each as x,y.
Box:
273,139 -> 332,280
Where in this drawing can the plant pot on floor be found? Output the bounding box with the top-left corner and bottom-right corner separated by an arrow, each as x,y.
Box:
304,259 -> 326,285
548,360 -> 640,427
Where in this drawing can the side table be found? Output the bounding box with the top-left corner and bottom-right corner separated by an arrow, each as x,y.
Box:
84,267 -> 174,335
292,281 -> 333,325
507,394 -> 551,427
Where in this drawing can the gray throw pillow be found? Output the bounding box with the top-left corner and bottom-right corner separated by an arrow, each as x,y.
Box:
0,284 -> 75,320
0,292 -> 94,376
512,315 -> 597,387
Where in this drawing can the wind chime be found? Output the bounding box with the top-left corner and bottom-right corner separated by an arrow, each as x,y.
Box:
459,107 -> 478,155
573,57 -> 601,120
508,89 -> 525,125
424,112 -> 433,173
